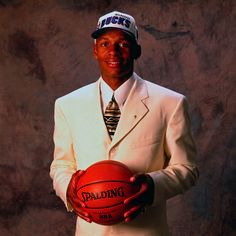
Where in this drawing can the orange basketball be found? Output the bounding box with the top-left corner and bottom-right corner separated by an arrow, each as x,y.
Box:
76,160 -> 139,225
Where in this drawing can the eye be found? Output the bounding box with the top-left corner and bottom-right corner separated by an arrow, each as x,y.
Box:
119,41 -> 130,48
100,41 -> 109,47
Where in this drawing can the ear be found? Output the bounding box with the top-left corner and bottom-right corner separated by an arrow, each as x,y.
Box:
133,44 -> 141,60
93,43 -> 98,59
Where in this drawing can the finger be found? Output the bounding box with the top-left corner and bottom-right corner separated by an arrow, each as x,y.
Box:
76,208 -> 90,217
77,212 -> 92,223
130,174 -> 147,183
67,186 -> 86,208
124,183 -> 148,205
69,170 -> 86,190
124,205 -> 142,222
70,197 -> 86,208
72,204 -> 92,221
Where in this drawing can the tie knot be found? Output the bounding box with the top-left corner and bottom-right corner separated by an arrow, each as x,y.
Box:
107,94 -> 119,110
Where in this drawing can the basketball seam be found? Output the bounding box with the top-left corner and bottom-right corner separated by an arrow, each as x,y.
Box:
86,201 -> 124,209
77,180 -> 132,191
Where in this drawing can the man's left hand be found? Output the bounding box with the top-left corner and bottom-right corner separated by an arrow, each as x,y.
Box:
123,174 -> 154,222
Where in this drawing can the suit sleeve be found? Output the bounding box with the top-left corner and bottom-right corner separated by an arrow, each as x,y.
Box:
50,99 -> 76,210
149,96 -> 199,205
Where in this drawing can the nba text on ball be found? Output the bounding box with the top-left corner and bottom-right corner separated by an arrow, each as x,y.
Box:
81,186 -> 125,202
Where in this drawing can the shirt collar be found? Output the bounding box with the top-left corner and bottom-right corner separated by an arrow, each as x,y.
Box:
99,74 -> 135,111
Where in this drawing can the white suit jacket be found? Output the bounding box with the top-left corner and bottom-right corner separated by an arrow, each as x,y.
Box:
50,73 -> 199,236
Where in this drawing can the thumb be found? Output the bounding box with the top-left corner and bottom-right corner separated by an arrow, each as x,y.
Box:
73,170 -> 86,179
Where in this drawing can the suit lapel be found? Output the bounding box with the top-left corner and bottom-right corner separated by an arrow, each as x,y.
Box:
110,75 -> 149,147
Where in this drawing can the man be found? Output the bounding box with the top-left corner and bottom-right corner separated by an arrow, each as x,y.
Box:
50,11 -> 199,236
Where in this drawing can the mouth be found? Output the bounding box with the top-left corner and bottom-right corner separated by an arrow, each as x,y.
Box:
106,60 -> 122,68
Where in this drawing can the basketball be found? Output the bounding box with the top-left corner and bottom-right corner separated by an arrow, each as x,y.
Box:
76,160 -> 140,225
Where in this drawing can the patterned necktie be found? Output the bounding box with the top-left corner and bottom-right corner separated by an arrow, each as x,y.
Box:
104,95 -> 121,137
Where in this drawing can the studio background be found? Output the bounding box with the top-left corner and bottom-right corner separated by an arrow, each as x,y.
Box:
0,0 -> 235,235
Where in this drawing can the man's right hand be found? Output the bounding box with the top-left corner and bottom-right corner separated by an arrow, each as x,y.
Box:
67,170 -> 92,223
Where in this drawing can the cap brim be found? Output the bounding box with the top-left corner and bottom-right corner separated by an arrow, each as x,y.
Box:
91,27 -> 136,41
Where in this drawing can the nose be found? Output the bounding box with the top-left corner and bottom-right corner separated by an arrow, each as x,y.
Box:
108,43 -> 120,56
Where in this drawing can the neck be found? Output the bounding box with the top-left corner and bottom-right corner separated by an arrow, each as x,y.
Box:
102,72 -> 133,91
103,78 -> 128,90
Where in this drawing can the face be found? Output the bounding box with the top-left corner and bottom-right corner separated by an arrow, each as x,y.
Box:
93,29 -> 137,86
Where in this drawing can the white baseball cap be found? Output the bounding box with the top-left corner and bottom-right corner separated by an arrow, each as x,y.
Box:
91,11 -> 138,42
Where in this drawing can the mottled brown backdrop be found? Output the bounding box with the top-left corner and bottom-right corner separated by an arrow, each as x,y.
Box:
0,0 -> 235,235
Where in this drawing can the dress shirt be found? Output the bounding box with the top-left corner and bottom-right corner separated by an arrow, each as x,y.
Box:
99,75 -> 136,113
